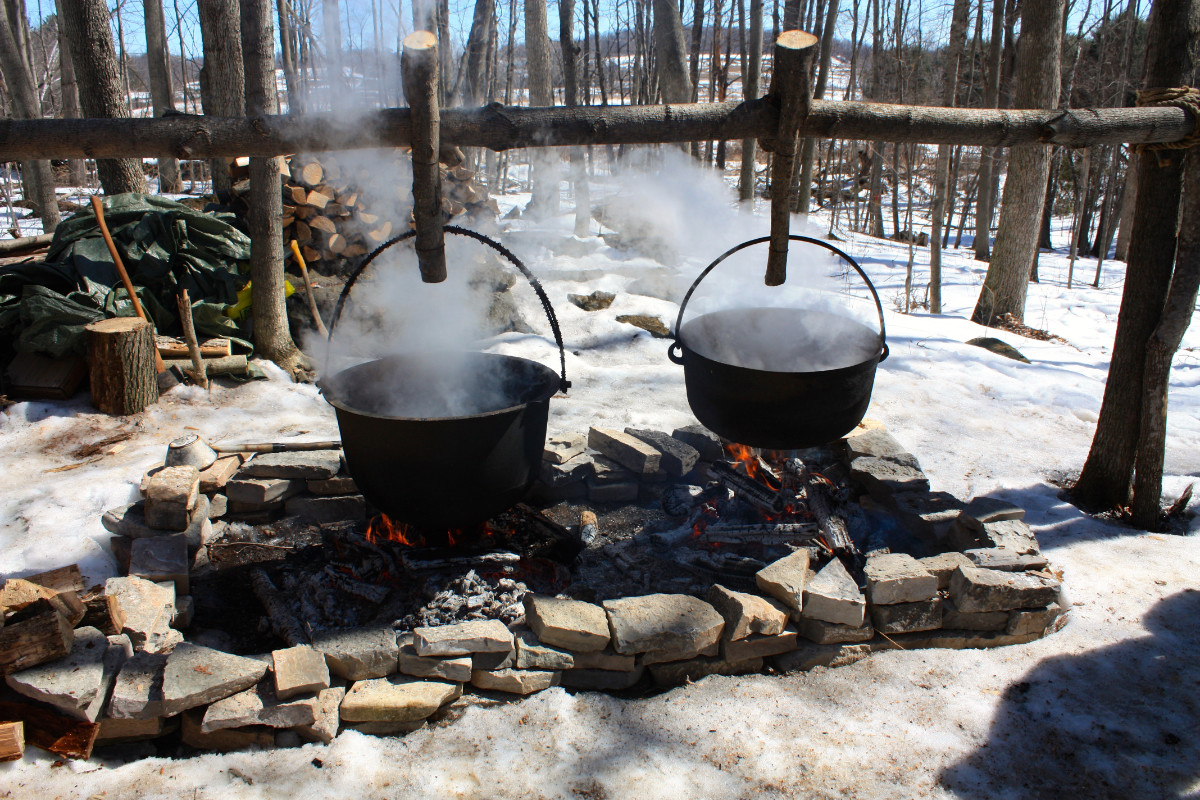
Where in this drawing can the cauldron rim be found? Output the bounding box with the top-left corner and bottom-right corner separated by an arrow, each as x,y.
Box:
321,351 -> 560,423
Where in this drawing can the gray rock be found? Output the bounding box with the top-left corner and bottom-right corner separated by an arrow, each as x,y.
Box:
567,290 -> 616,311
5,627 -> 128,722
966,337 -> 1030,363
648,655 -> 763,686
795,617 -> 876,645
238,450 -> 342,480
225,477 -> 305,506
207,494 -> 228,519
144,466 -> 200,531
640,639 -> 720,665
918,552 -> 975,590
559,667 -> 645,691
755,550 -> 811,612
128,534 -> 190,596
340,676 -> 461,722
950,566 -> 1061,613
801,558 -> 866,627
978,519 -> 1040,554
172,596 -> 194,628
283,494 -> 367,524
588,478 -> 639,503
201,680 -> 317,732
470,668 -> 560,695
312,625 -> 400,680
471,649 -> 516,671
706,584 -> 789,641
183,495 -> 213,549
272,645 -> 331,699
942,599 -> 1009,632
569,648 -> 637,671
95,716 -> 174,746
179,708 -> 275,751
843,428 -> 921,470
107,651 -> 168,719
540,456 -> 593,487
850,456 -> 930,498
398,635 -> 473,682
101,502 -> 158,539
891,491 -> 965,541
624,429 -> 700,477
543,433 -> 588,464
161,643 -> 270,716
670,424 -> 725,462
721,627 -> 800,661
294,685 -> 346,745
307,475 -> 359,496
198,455 -> 242,493
602,594 -> 725,658
589,454 -> 635,483
105,576 -> 176,652
957,496 -> 1026,529
869,598 -> 943,634
524,594 -> 611,652
515,630 -> 575,670
413,619 -> 513,656
1007,603 -> 1063,636
587,428 -> 662,474
864,553 -> 938,605
963,548 -> 1050,572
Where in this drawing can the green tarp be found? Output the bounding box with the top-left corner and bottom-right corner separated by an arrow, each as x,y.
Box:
0,193 -> 253,358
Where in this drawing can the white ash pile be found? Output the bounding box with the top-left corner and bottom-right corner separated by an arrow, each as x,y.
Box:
400,570 -> 528,630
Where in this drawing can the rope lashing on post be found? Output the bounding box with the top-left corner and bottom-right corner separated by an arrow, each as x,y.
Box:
1135,86 -> 1200,155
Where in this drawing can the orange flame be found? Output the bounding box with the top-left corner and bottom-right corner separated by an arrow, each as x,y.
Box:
365,514 -> 421,547
725,442 -> 766,482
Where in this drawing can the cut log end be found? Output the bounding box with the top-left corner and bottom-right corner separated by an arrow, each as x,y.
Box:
0,721 -> 24,762
777,30 -> 819,51
403,30 -> 438,51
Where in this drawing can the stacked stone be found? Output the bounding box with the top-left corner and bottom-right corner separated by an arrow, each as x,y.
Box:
533,425 -> 720,505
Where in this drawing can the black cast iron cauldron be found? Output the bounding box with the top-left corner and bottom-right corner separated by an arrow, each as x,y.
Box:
321,227 -> 570,529
667,235 -> 888,450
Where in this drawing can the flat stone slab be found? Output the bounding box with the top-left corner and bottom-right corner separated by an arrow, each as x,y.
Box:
272,645 -> 331,699
198,455 -> 242,493
161,643 -> 270,716
524,594 -> 610,652
589,479 -> 639,503
283,494 -> 366,524
796,617 -> 876,645
891,491 -> 965,540
144,466 -> 199,531
201,680 -> 317,732
641,639 -> 719,665
238,450 -> 342,480
602,594 -> 724,657
295,685 -> 346,744
559,666 -> 645,691
625,428 -> 700,477
5,627 -> 129,722
101,502 -> 160,540
950,566 -> 1061,613
978,519 -> 1040,554
312,626 -> 399,680
569,648 -> 637,672
96,716 -> 174,746
918,552 -> 975,589
942,599 -> 1009,632
802,558 -> 866,628
107,651 -> 168,719
515,631 -> 575,670
225,477 -> 305,506
398,635 -> 473,682
470,668 -> 560,695
588,428 -> 662,474
128,534 -> 190,596
648,655 -> 763,687
706,584 -> 789,641
339,676 -> 461,722
307,475 -> 359,495
180,708 -> 274,752
843,428 -> 921,470
755,550 -> 811,613
869,598 -> 943,634
413,619 -> 514,657
850,456 -> 930,498
540,456 -> 593,487
105,576 -> 175,652
1007,603 -> 1064,636
958,496 -> 1026,529
670,424 -> 725,462
722,627 -> 800,661
543,433 -> 587,464
864,553 -> 937,605
963,548 -> 1050,572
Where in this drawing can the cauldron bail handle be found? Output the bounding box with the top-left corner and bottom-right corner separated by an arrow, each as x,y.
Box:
670,234 -> 889,363
324,226 -> 572,392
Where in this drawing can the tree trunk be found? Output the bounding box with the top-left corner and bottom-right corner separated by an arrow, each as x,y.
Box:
1073,0 -> 1198,513
278,0 -> 302,112
241,0 -> 302,373
653,0 -> 693,103
524,0 -> 558,217
323,0 -> 343,99
561,0 -> 591,236
1067,147 -> 1090,289
974,0 -> 1006,262
0,2 -> 59,232
85,317 -> 158,416
462,0 -> 495,105
794,0 -> 839,214
53,0 -> 85,187
928,0 -> 970,313
970,0 -> 1066,325
689,0 -> 705,107
144,0 -> 180,193
738,0 -> 764,201
198,0 -> 244,195
1114,158 -> 1137,260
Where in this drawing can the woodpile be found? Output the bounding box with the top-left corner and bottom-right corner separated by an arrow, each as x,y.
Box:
224,151 -> 500,269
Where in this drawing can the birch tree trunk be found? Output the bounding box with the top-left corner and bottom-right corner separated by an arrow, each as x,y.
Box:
144,0 -> 180,193
970,0 -> 1066,325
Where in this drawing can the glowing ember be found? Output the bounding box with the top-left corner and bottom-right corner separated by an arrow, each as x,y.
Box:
365,514 -> 421,546
365,514 -> 501,550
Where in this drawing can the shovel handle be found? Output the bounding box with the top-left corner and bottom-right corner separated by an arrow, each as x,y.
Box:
91,196 -> 166,372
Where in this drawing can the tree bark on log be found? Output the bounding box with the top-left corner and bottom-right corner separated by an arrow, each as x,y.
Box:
0,102 -> 1191,161
0,604 -> 73,674
402,31 -> 447,283
85,317 -> 158,415
0,699 -> 98,761
57,0 -> 146,195
971,0 -> 1066,325
1073,0 -> 1198,513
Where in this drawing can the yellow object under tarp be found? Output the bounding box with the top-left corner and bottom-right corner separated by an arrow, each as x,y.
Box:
225,279 -> 296,321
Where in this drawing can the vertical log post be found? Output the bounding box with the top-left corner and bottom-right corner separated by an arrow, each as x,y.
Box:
401,31 -> 447,283
763,30 -> 818,286
84,317 -> 159,415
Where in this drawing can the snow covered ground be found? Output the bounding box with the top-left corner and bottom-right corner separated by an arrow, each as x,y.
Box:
1,159 -> 1198,798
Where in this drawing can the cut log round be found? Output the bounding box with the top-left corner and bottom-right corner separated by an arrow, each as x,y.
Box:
0,721 -> 24,762
84,317 -> 158,415
327,233 -> 348,254
293,219 -> 312,244
305,189 -> 332,209
309,215 -> 337,235
298,161 -> 323,186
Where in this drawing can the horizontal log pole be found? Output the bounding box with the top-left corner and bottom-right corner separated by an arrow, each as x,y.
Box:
0,101 -> 1191,160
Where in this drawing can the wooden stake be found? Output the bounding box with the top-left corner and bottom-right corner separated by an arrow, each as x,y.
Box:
176,289 -> 209,389
763,31 -> 818,286
401,31 -> 447,283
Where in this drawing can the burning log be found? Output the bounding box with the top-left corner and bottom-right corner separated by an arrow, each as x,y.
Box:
322,565 -> 390,604
249,568 -> 309,646
712,461 -> 787,515
399,551 -> 522,574
695,522 -> 820,546
805,473 -> 856,555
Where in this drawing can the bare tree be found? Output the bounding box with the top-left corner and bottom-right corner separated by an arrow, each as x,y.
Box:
653,0 -> 693,103
58,0 -> 147,195
461,0 -> 496,105
973,0 -> 1006,261
739,0 -> 765,201
524,0 -> 559,216
794,0 -> 840,214
561,0 -> 591,236
144,0 -> 181,193
970,0 -> 1067,325
198,0 -> 245,194
54,0 -> 86,187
